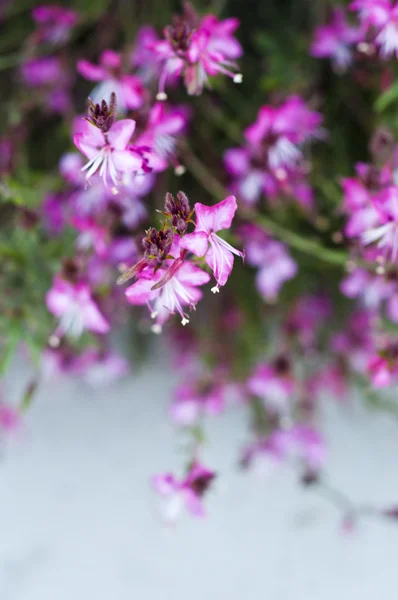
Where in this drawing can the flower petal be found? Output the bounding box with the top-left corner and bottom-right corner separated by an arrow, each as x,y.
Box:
195,195 -> 238,233
108,119 -> 136,149
180,231 -> 209,257
77,59 -> 107,81
112,149 -> 143,172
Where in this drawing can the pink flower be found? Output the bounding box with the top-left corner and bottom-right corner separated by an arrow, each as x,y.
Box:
46,275 -> 110,340
0,404 -> 20,433
32,5 -> 78,43
152,9 -> 242,98
125,237 -> 210,332
311,8 -> 362,70
362,185 -> 398,259
131,26 -> 161,83
134,102 -> 189,173
180,195 -> 244,292
243,225 -> 297,301
244,97 -> 323,170
247,358 -> 294,413
350,0 -> 398,57
242,425 -> 325,474
74,119 -> 142,187
170,381 -> 225,425
77,50 -> 144,111
340,267 -> 393,307
21,56 -> 65,87
152,462 -> 216,521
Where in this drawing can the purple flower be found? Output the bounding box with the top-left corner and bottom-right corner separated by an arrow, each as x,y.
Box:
46,275 -> 110,340
77,50 -> 144,112
131,26 -> 161,83
350,0 -> 398,58
74,118 -> 142,187
21,56 -> 65,87
0,403 -> 20,433
170,380 -> 225,425
152,462 -> 216,521
243,225 -> 297,301
311,8 -> 362,70
125,237 -> 210,332
362,185 -> 398,259
32,4 -> 78,43
247,359 -> 294,413
134,102 -> 189,173
180,195 -> 244,292
151,9 -> 242,99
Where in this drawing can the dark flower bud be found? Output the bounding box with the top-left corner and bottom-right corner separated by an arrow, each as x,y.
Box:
273,355 -> 290,375
85,92 -> 117,133
142,227 -> 174,264
164,191 -> 191,234
382,506 -> 398,520
61,257 -> 83,283
189,471 -> 216,497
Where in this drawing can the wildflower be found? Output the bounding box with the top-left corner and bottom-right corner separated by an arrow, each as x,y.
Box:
125,257 -> 210,332
362,185 -> 398,260
73,98 -> 142,187
32,4 -> 78,44
46,275 -> 110,342
164,191 -> 192,234
180,195 -> 244,292
134,102 -> 188,174
169,379 -> 225,425
242,225 -> 297,301
151,5 -> 242,98
0,403 -> 20,433
311,8 -> 362,70
247,357 -> 294,413
21,56 -> 65,87
152,462 -> 216,521
350,0 -> 398,58
77,50 -> 144,111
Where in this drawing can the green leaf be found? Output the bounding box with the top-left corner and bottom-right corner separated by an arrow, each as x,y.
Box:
375,82 -> 398,113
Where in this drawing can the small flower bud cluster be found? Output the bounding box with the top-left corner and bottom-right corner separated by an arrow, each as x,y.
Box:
85,93 -> 117,133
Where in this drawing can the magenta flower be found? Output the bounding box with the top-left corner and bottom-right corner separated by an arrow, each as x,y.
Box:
134,102 -> 189,173
170,380 -> 225,425
180,195 -> 244,292
32,4 -> 78,43
131,26 -> 161,83
125,259 -> 210,332
362,185 -> 398,259
311,8 -> 362,70
247,359 -> 294,413
350,0 -> 398,58
244,97 -> 323,171
77,50 -> 144,111
341,174 -> 379,238
243,225 -> 297,301
0,404 -> 20,433
21,56 -> 65,87
151,10 -> 242,99
46,275 -> 110,340
74,119 -> 142,187
152,462 -> 216,521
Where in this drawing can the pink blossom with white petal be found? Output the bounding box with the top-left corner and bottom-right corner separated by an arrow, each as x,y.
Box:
74,119 -> 142,187
311,8 -> 362,70
180,195 -> 244,292
46,275 -> 110,340
152,462 -> 216,522
77,50 -> 144,112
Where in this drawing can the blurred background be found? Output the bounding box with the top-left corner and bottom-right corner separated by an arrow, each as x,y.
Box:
1,351 -> 398,600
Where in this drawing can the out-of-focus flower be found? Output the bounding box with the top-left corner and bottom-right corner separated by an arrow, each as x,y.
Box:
21,56 -> 65,87
242,225 -> 297,301
152,462 -> 216,521
362,186 -> 398,260
46,275 -> 110,340
247,356 -> 294,413
350,0 -> 398,58
368,342 -> 398,386
77,50 -> 144,112
311,8 -> 362,70
32,4 -> 78,44
151,5 -> 242,98
0,403 -> 20,433
180,195 -> 244,292
134,102 -> 189,174
224,96 -> 322,208
170,380 -> 225,425
131,25 -> 161,82
242,425 -> 325,474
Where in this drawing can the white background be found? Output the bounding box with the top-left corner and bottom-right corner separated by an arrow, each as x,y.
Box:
1,358 -> 398,600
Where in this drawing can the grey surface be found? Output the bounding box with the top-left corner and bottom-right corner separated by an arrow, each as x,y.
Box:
1,361 -> 398,599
